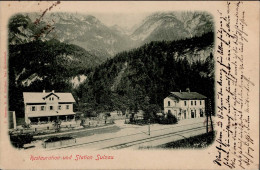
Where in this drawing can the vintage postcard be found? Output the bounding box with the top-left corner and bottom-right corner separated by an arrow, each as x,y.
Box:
0,1 -> 259,169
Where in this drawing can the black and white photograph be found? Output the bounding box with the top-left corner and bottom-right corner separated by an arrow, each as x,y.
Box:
8,10 -> 216,150
0,1 -> 259,170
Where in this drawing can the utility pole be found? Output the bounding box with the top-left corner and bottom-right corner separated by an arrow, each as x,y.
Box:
209,99 -> 214,132
148,118 -> 150,135
206,100 -> 209,133
206,113 -> 209,133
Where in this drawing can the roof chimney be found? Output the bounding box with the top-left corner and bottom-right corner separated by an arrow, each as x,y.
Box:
43,90 -> 46,93
180,90 -> 181,93
52,90 -> 55,93
186,88 -> 190,93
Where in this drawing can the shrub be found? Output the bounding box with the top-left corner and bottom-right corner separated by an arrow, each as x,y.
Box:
159,113 -> 178,124
75,114 -> 81,121
22,123 -> 31,129
10,133 -> 34,148
53,119 -> 61,132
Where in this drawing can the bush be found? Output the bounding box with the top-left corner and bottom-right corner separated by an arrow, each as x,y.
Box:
75,114 -> 81,121
159,113 -> 178,124
22,123 -> 31,129
53,119 -> 61,132
10,133 -> 34,148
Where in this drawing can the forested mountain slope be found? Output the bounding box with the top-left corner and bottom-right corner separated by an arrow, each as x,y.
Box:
76,32 -> 215,114
8,13 -> 215,117
8,14 -> 102,115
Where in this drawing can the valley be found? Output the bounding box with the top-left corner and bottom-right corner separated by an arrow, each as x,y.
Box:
8,11 -> 215,118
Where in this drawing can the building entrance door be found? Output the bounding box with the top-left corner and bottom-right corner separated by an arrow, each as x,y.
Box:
191,111 -> 195,118
200,109 -> 203,117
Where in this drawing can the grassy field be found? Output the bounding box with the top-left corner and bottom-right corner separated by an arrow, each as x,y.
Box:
158,131 -> 215,149
139,131 -> 215,149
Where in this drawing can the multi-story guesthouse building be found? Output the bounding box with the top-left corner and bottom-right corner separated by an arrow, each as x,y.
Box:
164,90 -> 207,120
23,90 -> 76,125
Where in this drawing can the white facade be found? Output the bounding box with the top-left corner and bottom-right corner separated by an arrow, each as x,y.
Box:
23,90 -> 76,124
164,92 -> 206,120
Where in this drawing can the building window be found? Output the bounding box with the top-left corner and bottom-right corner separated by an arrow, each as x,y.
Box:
184,101 -> 187,106
66,105 -> 69,110
168,101 -> 170,106
58,105 -> 62,110
49,98 -> 51,101
200,100 -> 202,105
195,101 -> 196,105
174,101 -> 177,106
41,106 -> 45,111
50,106 -> 53,110
32,106 -> 36,111
191,101 -> 193,105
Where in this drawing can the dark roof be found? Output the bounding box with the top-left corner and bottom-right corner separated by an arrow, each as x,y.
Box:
170,92 -> 207,100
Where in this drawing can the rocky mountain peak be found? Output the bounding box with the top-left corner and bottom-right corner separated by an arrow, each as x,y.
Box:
131,11 -> 214,43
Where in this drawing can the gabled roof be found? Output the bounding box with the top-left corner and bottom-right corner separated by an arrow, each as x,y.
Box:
168,96 -> 178,101
42,92 -> 60,100
169,92 -> 207,100
23,92 -> 76,103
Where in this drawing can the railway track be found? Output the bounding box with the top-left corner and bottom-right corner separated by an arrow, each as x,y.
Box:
101,126 -> 207,150
49,121 -> 210,150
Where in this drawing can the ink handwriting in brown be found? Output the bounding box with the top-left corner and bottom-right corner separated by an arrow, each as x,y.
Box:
214,1 -> 254,169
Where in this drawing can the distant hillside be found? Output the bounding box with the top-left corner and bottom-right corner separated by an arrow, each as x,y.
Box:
26,12 -> 134,58
9,39 -> 99,85
8,38 -> 100,116
76,32 -> 215,114
131,11 -> 214,46
10,12 -> 214,59
8,12 -> 215,117
8,14 -> 106,89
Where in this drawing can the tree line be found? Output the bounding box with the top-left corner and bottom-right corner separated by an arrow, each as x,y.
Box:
76,32 -> 215,118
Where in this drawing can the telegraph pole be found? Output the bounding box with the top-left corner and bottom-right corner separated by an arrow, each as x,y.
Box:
209,99 -> 214,132
206,99 -> 209,133
148,118 -> 150,135
206,112 -> 209,133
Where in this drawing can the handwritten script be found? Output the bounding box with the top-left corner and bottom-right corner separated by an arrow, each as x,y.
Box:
33,1 -> 60,40
214,1 -> 255,169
